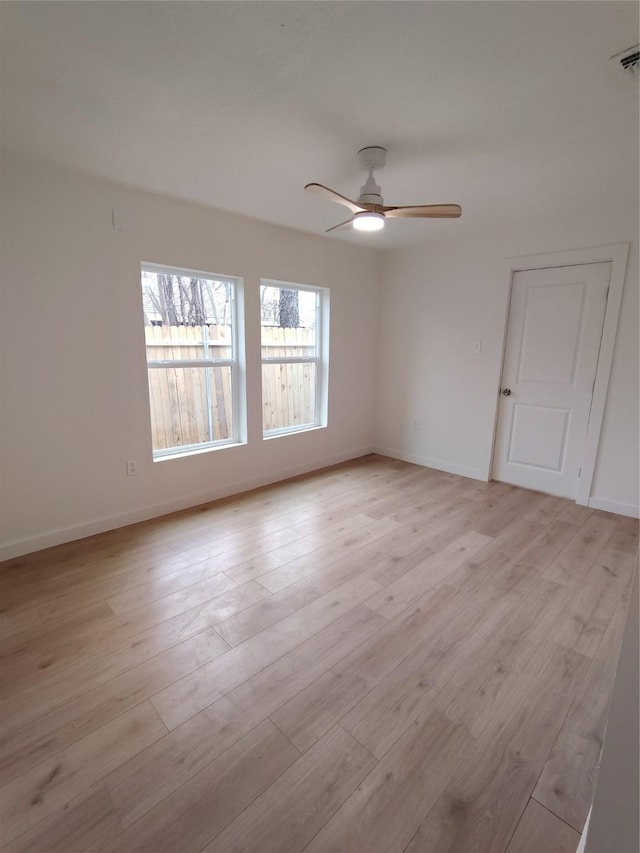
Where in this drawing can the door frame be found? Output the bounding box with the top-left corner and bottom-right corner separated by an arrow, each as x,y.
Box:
486,243 -> 630,507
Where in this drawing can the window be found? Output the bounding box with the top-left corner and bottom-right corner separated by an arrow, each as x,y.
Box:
260,280 -> 329,436
141,264 -> 243,459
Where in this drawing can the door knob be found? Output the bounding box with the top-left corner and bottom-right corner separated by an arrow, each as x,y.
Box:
502,388 -> 511,396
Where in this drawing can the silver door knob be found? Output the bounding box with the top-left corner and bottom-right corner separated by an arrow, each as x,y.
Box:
502,388 -> 511,396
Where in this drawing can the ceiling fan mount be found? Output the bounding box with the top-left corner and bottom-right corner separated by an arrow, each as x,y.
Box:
357,146 -> 387,171
305,147 -> 461,233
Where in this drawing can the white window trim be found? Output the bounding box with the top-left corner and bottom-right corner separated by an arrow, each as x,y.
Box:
260,279 -> 329,438
141,262 -> 245,459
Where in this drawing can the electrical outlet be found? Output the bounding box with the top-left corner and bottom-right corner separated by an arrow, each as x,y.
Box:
413,419 -> 421,431
126,460 -> 137,476
472,341 -> 482,355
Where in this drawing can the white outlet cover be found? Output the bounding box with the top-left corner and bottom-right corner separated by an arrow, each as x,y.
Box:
112,208 -> 126,231
472,341 -> 482,354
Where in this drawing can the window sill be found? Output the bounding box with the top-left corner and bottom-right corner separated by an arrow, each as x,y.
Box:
153,440 -> 245,463
263,424 -> 326,441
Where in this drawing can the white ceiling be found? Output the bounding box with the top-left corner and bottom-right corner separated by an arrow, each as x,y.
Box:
1,1 -> 638,249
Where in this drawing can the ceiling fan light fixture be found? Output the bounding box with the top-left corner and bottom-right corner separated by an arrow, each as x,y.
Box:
352,211 -> 385,232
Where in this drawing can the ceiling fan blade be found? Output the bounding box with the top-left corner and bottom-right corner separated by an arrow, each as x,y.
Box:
383,204 -> 462,218
305,183 -> 364,214
325,217 -> 354,233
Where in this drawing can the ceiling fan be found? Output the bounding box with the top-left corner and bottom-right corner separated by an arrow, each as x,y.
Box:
305,146 -> 461,233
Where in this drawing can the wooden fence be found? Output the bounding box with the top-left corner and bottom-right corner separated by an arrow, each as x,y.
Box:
145,325 -> 316,450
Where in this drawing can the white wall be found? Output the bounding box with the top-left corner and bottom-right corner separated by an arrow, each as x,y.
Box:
584,565 -> 639,853
0,154 -> 381,558
375,209 -> 639,516
2,152 -> 638,559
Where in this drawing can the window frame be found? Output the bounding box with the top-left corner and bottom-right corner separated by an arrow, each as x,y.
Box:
260,279 -> 329,438
141,262 -> 244,460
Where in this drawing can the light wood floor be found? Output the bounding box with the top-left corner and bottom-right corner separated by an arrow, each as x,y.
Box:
0,455 -> 637,853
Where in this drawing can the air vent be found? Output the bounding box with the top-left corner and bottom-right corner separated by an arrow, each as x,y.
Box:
609,44 -> 640,83
620,50 -> 640,72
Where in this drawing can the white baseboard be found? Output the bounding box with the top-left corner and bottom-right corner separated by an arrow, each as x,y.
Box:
588,496 -> 640,518
0,445 -> 375,561
576,807 -> 591,853
373,446 -> 485,482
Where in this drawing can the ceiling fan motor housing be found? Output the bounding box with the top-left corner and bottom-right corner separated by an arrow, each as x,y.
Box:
358,175 -> 383,205
357,146 -> 386,205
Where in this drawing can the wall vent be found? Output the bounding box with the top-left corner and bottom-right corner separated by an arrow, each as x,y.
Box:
609,44 -> 640,84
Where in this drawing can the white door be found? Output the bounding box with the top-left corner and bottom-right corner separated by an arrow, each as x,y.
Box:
493,262 -> 610,499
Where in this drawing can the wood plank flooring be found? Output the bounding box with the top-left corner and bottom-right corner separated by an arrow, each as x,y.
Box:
1,455 -> 637,853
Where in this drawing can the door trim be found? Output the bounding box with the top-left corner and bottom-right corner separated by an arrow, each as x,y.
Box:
486,243 -> 630,507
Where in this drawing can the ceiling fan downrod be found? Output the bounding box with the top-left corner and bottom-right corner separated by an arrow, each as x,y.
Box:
356,146 -> 386,205
358,168 -> 383,206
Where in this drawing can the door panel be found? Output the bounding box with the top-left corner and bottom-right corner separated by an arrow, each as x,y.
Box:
508,404 -> 570,471
493,263 -> 610,499
518,283 -> 585,384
